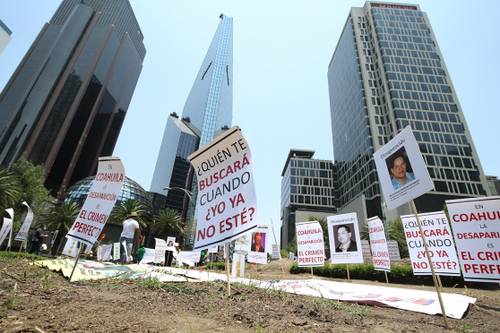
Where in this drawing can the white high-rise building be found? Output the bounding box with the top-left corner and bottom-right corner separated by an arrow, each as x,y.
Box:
0,19 -> 12,55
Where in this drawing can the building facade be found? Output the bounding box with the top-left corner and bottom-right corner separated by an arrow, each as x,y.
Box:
0,19 -> 12,54
485,176 -> 500,196
0,0 -> 145,197
280,149 -> 337,250
328,2 -> 490,220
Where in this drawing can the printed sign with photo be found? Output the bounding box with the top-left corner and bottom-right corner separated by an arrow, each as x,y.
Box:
248,226 -> 268,264
373,126 -> 434,210
328,213 -> 363,264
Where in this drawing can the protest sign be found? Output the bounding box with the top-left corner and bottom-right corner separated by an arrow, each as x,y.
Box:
446,196 -> 500,283
296,221 -> 324,267
113,242 -> 120,261
0,208 -> 13,248
139,248 -> 155,265
97,244 -> 112,261
231,252 -> 246,278
62,238 -> 90,257
166,236 -> 176,251
154,238 -> 168,264
373,126 -> 434,210
208,245 -> 219,253
15,202 -> 33,242
271,244 -> 281,260
248,226 -> 268,264
175,251 -> 201,267
367,217 -> 391,272
327,213 -> 363,264
66,157 -> 124,246
187,127 -> 257,250
401,211 -> 460,276
387,240 -> 402,262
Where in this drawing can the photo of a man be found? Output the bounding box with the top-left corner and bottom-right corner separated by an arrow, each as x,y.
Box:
251,232 -> 266,253
334,224 -> 357,253
386,147 -> 415,190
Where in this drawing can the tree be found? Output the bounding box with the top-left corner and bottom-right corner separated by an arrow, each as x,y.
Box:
387,218 -> 408,258
0,167 -> 21,213
109,199 -> 148,227
309,216 -> 330,258
151,208 -> 183,238
42,201 -> 80,254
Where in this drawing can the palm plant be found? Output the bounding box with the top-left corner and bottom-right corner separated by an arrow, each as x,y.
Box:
152,208 -> 183,238
42,201 -> 80,255
0,167 -> 21,211
110,199 -> 147,227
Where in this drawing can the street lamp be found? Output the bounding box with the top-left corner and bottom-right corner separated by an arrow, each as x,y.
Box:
163,186 -> 194,202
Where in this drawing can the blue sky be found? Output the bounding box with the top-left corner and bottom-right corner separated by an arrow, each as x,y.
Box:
1,1 -> 499,243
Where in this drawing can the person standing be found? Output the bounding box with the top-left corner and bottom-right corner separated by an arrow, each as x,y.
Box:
29,225 -> 48,255
120,212 -> 142,264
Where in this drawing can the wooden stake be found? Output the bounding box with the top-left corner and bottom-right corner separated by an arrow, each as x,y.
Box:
310,267 -> 314,278
224,243 -> 231,296
410,200 -> 449,328
384,271 -> 389,284
69,243 -> 84,283
346,264 -> 351,281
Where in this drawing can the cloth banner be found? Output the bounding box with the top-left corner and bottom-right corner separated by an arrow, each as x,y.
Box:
247,226 -> 268,264
97,244 -> 113,261
154,238 -> 168,264
296,221 -> 324,267
327,213 -> 363,264
373,126 -> 434,209
187,127 -> 257,250
0,208 -> 13,248
367,217 -> 391,272
401,211 -> 460,276
66,157 -> 124,246
446,196 -> 500,283
15,202 -> 33,242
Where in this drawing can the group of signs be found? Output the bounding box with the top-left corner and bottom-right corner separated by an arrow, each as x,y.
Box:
0,203 -> 34,251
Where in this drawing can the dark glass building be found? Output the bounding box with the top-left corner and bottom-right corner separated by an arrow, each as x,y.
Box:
328,2 -> 490,220
0,0 -> 145,198
280,149 -> 337,250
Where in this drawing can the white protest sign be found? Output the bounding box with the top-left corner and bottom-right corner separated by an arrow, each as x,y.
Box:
247,226 -> 268,265
97,244 -> 112,261
176,251 -> 201,267
166,236 -> 176,252
113,242 -> 120,261
188,127 -> 257,250
446,196 -> 500,283
327,213 -> 363,264
154,238 -> 168,264
271,244 -> 281,260
66,157 -> 124,246
231,252 -> 246,278
0,208 -> 13,247
62,237 -> 90,257
139,248 -> 155,264
296,221 -> 324,267
367,217 -> 391,272
373,126 -> 434,210
401,211 -> 460,276
208,245 -> 219,254
15,202 -> 33,242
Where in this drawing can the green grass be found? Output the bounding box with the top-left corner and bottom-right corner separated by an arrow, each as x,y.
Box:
0,250 -> 45,261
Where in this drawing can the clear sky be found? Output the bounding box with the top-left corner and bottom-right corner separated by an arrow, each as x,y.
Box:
1,0 -> 499,244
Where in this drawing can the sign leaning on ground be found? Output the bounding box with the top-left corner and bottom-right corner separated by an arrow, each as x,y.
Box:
327,213 -> 363,264
401,211 -> 460,276
14,201 -> 34,242
373,126 -> 434,210
446,196 -> 500,283
271,244 -> 281,260
247,226 -> 268,264
296,221 -> 325,267
0,208 -> 13,247
66,157 -> 125,249
154,238 -> 168,264
188,127 -> 258,250
367,216 -> 391,272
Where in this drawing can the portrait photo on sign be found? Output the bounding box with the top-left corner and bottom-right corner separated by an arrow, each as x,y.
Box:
385,146 -> 415,190
333,223 -> 358,253
251,232 -> 266,253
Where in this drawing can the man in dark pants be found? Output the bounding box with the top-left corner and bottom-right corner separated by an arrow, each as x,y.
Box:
29,225 -> 47,254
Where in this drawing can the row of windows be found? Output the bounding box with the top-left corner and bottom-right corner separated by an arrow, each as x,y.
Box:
383,55 -> 440,69
434,180 -> 485,196
289,159 -> 334,170
375,26 -> 430,38
290,195 -> 336,208
385,63 -> 445,77
379,39 -> 436,53
392,95 -> 455,110
395,108 -> 460,124
291,185 -> 336,197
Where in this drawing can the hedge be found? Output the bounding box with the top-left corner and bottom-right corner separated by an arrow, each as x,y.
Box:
290,262 -> 466,287
205,261 -> 226,271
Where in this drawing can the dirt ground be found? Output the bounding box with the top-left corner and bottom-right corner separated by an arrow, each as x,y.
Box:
0,257 -> 499,333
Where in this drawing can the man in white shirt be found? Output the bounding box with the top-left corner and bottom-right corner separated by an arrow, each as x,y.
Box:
120,212 -> 142,264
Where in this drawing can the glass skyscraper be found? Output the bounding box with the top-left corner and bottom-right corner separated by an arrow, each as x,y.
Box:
0,0 -> 145,197
0,19 -> 11,55
328,2 -> 490,219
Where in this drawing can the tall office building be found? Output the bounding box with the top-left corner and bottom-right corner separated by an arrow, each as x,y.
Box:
0,19 -> 12,54
280,149 -> 337,250
0,0 -> 145,197
328,2 -> 490,220
149,15 -> 232,246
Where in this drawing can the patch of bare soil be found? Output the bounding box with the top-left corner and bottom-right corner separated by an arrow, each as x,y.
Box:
0,257 -> 498,333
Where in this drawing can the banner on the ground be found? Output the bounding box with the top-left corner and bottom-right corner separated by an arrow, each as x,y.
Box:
327,213 -> 363,264
66,157 -> 124,246
188,127 -> 257,250
373,126 -> 434,210
113,242 -> 120,261
97,244 -> 112,261
154,238 -> 168,264
367,217 -> 391,272
175,251 -> 201,267
0,208 -> 13,247
446,196 -> 500,283
271,244 -> 280,260
296,221 -> 324,267
166,236 -> 176,252
15,202 -> 33,242
231,252 -> 246,278
247,226 -> 268,264
401,211 -> 460,276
